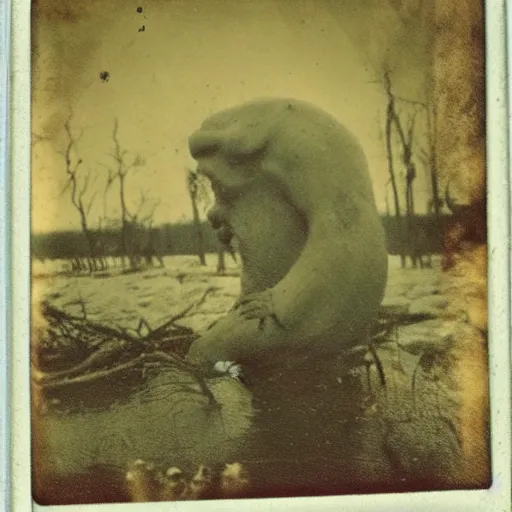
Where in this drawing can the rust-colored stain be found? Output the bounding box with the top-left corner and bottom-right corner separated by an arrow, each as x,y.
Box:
434,0 -> 489,486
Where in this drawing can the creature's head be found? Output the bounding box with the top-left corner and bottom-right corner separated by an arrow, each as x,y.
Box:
189,101 -> 275,251
188,98 -> 374,293
189,101 -> 311,293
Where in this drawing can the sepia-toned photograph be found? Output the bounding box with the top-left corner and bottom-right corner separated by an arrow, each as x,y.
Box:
28,0 -> 491,506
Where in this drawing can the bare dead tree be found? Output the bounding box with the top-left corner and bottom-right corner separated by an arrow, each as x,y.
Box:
383,70 -> 406,267
383,74 -> 402,221
129,190 -> 162,269
186,168 -> 207,266
420,103 -> 443,219
382,70 -> 431,268
186,168 -> 234,272
109,118 -> 145,270
394,109 -> 423,268
58,116 -> 98,274
392,106 -> 417,218
383,70 -> 421,219
93,169 -> 117,270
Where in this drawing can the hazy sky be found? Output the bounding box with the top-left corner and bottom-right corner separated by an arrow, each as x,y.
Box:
32,0 -> 435,233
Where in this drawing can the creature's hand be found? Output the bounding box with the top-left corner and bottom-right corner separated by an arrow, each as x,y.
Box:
235,289 -> 285,330
236,289 -> 274,319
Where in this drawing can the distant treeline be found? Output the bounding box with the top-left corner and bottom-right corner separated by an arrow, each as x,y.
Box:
32,214 -> 453,263
31,222 -> 218,261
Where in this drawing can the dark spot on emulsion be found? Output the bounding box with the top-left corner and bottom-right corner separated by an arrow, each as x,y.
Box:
138,25 -> 145,32
99,71 -> 110,82
137,7 -> 143,13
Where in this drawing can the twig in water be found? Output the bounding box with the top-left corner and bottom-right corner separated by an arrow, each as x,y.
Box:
149,350 -> 219,408
32,357 -> 143,389
368,342 -> 386,388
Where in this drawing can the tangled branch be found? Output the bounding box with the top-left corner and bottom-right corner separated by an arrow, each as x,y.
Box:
33,287 -> 220,406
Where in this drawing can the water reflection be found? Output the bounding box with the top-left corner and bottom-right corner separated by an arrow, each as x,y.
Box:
34,345 -> 464,504
35,366 -> 253,480
236,353 -> 394,497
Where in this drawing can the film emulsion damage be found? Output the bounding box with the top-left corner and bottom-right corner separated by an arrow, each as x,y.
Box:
29,0 -> 489,505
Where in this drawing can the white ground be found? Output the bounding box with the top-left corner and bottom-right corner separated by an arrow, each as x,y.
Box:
32,253 -> 483,351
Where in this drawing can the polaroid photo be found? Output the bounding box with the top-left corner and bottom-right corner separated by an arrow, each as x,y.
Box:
8,0 -> 511,511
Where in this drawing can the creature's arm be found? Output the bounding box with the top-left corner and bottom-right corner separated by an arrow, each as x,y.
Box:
265,211 -> 387,341
186,299 -> 287,368
188,211 -> 387,370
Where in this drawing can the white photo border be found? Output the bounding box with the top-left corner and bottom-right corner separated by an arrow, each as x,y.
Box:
8,0 -> 511,510
1,0 -> 12,511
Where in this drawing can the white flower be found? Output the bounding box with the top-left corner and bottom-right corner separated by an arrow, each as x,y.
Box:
213,360 -> 242,378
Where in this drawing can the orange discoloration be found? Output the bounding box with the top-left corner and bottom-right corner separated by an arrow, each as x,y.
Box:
434,0 -> 489,487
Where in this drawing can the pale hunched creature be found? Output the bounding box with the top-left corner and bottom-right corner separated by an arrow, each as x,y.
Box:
187,98 -> 388,380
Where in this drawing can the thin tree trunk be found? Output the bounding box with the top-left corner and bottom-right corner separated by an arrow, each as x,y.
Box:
427,104 -> 441,220
77,203 -> 97,274
191,195 -> 206,266
385,104 -> 401,219
119,174 -> 136,270
217,245 -> 226,274
385,102 -> 405,268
